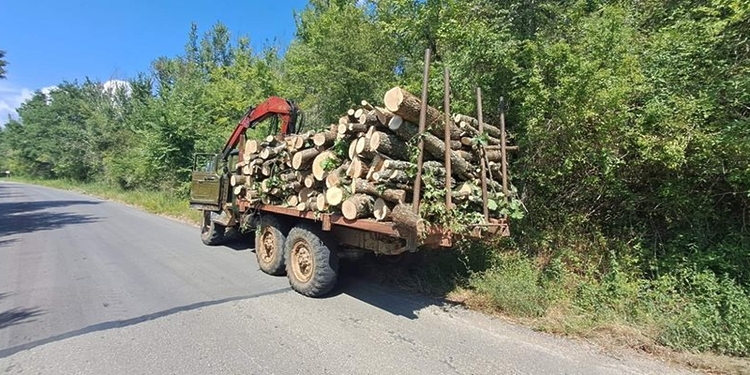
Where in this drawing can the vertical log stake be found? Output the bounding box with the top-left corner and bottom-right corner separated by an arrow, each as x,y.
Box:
477,88 -> 489,223
443,67 -> 452,209
412,49 -> 431,213
500,97 -> 509,201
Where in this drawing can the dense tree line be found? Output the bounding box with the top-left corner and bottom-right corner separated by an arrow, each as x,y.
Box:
1,0 -> 749,354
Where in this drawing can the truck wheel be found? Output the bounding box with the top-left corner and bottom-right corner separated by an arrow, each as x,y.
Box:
284,224 -> 339,297
255,215 -> 288,276
201,210 -> 226,246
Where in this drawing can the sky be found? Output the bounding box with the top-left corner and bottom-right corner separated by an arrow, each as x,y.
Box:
0,0 -> 309,121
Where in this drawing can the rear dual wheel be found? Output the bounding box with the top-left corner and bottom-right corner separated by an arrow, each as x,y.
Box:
284,224 -> 339,297
255,215 -> 288,276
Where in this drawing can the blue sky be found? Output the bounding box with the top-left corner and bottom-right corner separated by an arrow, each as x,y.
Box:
0,0 -> 309,121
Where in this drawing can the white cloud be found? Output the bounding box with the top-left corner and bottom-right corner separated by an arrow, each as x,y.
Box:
102,79 -> 132,97
0,83 -> 33,124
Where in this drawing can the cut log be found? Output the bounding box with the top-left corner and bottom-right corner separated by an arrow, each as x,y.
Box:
287,195 -> 300,207
381,160 -> 414,171
313,131 -> 337,147
388,115 -> 403,131
391,203 -> 423,232
298,188 -> 315,203
454,113 -> 504,140
366,154 -> 388,181
292,148 -> 320,170
348,139 -> 358,160
458,121 -> 502,145
245,139 -> 260,154
325,162 -> 349,189
373,169 -> 411,184
355,136 -> 375,159
373,198 -> 392,221
287,181 -> 302,192
347,157 -> 369,179
315,193 -> 328,211
373,106 -> 394,127
358,111 -> 380,128
261,160 -> 277,176
354,108 -> 365,119
348,122 -> 368,134
233,185 -> 245,196
384,87 -> 462,140
392,121 -> 474,179
230,174 -> 248,186
341,194 -> 375,220
259,144 -> 285,159
370,131 -> 410,160
242,165 -> 253,175
312,151 -> 338,181
351,178 -> 407,204
361,100 -> 374,110
303,174 -> 317,188
325,186 -> 345,207
280,171 -> 297,182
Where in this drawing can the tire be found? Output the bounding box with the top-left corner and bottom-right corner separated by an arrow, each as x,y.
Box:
255,215 -> 288,276
284,224 -> 339,297
201,210 -> 226,246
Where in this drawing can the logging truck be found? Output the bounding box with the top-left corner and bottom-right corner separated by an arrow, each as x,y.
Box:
189,89 -> 511,298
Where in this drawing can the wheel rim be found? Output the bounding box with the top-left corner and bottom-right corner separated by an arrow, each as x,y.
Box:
291,239 -> 314,283
258,228 -> 276,264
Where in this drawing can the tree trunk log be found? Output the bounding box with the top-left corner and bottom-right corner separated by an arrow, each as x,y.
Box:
312,151 -> 338,181
350,178 -> 407,204
292,148 -> 320,170
325,186 -> 345,207
313,131 -> 337,147
369,131 -> 410,160
384,87 -> 462,140
391,203 -> 423,232
453,113 -> 504,140
341,194 -> 374,220
373,198 -> 392,221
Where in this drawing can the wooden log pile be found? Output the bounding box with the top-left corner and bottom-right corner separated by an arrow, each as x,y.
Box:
229,87 -> 512,229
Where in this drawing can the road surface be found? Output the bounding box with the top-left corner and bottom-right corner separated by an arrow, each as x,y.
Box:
0,181 -> 692,374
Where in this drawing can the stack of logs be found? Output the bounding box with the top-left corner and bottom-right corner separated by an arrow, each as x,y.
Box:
230,86 -> 510,225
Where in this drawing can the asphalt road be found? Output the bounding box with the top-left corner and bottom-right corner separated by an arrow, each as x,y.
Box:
0,181 -> 693,374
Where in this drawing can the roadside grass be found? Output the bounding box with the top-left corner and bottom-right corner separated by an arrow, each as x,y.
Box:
9,177 -> 750,374
8,177 -> 201,225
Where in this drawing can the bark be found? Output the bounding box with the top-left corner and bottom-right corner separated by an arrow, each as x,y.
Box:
384,87 -> 462,140
391,203 -> 422,232
453,113 -> 504,140
350,178 -> 407,204
370,131 -> 410,160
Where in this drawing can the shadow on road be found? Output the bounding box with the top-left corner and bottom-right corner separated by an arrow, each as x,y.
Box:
0,188 -> 101,237
0,307 -> 44,330
0,287 -> 291,359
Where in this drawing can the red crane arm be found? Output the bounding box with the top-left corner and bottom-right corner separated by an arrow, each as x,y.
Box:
221,96 -> 297,160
